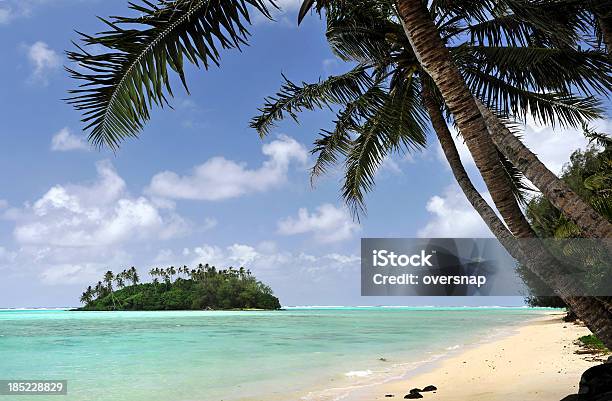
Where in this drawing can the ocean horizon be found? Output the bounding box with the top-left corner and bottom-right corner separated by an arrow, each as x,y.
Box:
0,307 -> 556,401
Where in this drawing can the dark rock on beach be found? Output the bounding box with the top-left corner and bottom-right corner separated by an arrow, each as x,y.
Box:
561,362 -> 612,401
579,363 -> 612,396
403,393 -> 423,399
421,385 -> 437,392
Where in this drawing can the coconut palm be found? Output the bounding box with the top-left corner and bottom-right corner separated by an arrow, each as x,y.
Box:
80,286 -> 94,305
103,270 -> 115,292
66,0 -> 276,150
64,0 -> 611,239
65,0 -> 612,342
94,281 -> 104,298
114,273 -> 126,290
257,0 -> 612,345
129,267 -> 140,286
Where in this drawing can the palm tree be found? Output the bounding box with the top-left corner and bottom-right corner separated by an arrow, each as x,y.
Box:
65,0 -> 275,150
80,286 -> 94,305
114,274 -> 125,290
94,281 -> 104,298
65,0 -> 612,342
129,266 -> 140,286
103,270 -> 114,292
258,0 -> 612,345
65,0 -> 611,239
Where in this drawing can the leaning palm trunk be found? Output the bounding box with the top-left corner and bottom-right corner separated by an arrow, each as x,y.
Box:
597,14 -> 612,57
397,0 -> 612,345
395,0 -> 535,240
477,100 -> 612,240
423,83 -> 612,347
422,83 -> 516,245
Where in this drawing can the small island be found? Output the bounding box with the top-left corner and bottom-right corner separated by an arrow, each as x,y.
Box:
78,264 -> 281,311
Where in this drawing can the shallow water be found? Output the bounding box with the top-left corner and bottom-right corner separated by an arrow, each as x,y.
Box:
0,307 -> 552,401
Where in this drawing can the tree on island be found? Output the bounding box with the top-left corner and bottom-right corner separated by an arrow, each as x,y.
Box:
65,0 -> 612,346
79,263 -> 281,311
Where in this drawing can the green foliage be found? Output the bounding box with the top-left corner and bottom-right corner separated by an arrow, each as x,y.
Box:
79,264 -> 281,311
251,0 -> 611,217
67,0 -> 610,156
66,0 -> 274,150
578,334 -> 609,351
519,138 -> 612,307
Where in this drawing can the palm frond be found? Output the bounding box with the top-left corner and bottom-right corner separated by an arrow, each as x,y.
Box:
250,65 -> 372,137
583,124 -> 612,148
66,0 -> 274,150
497,149 -> 534,205
457,45 -> 612,96
324,0 -> 397,64
342,75 -> 428,216
310,85 -> 387,181
464,67 -> 604,128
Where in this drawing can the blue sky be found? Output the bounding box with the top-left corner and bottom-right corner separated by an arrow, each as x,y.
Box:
0,0 -> 607,307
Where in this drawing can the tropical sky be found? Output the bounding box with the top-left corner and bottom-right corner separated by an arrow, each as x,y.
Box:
0,0 -> 608,307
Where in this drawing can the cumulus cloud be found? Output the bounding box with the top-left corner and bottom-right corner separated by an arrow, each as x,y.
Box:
50,127 -> 88,152
147,135 -> 308,201
10,160 -> 189,247
26,41 -> 61,84
185,242 -> 359,273
418,185 -> 494,238
278,203 -> 360,242
39,263 -> 100,285
520,116 -> 609,174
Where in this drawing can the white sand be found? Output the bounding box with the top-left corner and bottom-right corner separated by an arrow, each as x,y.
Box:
357,313 -> 605,401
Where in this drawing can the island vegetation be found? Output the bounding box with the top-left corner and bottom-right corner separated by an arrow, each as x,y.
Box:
79,264 -> 281,311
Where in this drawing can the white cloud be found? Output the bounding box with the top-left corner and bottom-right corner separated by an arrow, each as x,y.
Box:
227,244 -> 259,266
148,135 -> 308,201
10,160 -> 189,247
418,185 -> 494,238
186,242 -> 359,274
521,117 -> 609,174
26,41 -> 61,84
39,263 -> 100,285
278,203 -> 360,242
50,127 -> 88,152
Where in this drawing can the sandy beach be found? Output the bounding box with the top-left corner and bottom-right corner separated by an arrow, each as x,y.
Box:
358,313 -> 606,401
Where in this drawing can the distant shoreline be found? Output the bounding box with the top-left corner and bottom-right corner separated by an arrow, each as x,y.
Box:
1,305 -> 561,311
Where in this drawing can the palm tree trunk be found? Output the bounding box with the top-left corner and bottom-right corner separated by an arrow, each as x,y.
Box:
422,82 -> 515,246
477,100 -> 612,239
395,0 -> 534,240
596,13 -> 612,57
398,0 -> 612,345
422,82 -> 612,347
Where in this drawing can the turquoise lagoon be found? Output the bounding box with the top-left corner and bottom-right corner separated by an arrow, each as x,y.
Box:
0,307 -> 552,401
